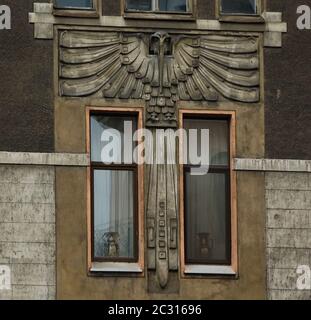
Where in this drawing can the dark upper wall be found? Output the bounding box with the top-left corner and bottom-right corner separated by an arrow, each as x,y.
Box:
0,0 -> 54,152
265,0 -> 311,159
102,0 -> 121,16
1,1 -> 310,158
197,0 -> 215,20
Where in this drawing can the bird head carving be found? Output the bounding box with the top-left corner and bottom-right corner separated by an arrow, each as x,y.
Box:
59,31 -> 260,128
150,32 -> 172,56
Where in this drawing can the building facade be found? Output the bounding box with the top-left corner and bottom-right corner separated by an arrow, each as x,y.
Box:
0,0 -> 310,300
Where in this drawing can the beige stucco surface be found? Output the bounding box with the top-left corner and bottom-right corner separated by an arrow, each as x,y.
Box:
55,97 -> 266,299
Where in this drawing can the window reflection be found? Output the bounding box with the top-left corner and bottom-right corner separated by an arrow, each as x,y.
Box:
126,0 -> 187,12
54,0 -> 93,8
221,0 -> 257,15
159,0 -> 187,12
126,0 -> 152,11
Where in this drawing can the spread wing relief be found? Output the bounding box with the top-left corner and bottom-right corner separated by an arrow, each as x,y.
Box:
173,35 -> 259,103
59,31 -> 260,127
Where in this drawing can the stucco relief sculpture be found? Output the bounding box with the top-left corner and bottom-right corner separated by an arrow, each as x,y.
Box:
145,134 -> 179,288
58,29 -> 260,290
59,30 -> 260,128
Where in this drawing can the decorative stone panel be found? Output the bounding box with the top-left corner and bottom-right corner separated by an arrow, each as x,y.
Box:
0,166 -> 56,300
266,172 -> 311,300
58,30 -> 260,127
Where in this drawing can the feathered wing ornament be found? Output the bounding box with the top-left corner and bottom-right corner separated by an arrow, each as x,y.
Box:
59,31 -> 260,127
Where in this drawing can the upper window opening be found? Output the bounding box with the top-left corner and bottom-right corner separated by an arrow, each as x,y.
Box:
221,0 -> 257,15
54,0 -> 94,9
127,0 -> 152,11
126,0 -> 188,13
159,0 -> 187,12
183,117 -> 231,266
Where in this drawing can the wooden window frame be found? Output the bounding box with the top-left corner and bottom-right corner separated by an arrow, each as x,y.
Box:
216,0 -> 264,23
86,106 -> 144,275
179,109 -> 237,277
122,0 -> 197,21
91,165 -> 139,264
53,0 -> 100,18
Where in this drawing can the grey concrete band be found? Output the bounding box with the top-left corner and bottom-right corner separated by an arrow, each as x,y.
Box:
0,152 -> 89,167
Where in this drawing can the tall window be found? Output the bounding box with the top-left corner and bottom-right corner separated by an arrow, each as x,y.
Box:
184,117 -> 230,265
220,0 -> 258,15
90,112 -> 139,263
126,0 -> 188,12
180,111 -> 237,275
54,0 -> 94,9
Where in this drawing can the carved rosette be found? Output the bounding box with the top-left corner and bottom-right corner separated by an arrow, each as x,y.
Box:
59,30 -> 260,128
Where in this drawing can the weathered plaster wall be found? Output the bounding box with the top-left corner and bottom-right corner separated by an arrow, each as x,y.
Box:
265,0 -> 311,159
0,165 -> 56,300
266,172 -> 311,300
56,166 -> 266,299
0,0 -> 54,152
55,97 -> 266,299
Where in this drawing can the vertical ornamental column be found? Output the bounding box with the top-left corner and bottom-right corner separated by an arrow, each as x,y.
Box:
146,129 -> 178,289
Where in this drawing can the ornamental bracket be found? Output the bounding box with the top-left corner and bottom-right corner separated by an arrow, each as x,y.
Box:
29,3 -> 54,39
262,12 -> 287,47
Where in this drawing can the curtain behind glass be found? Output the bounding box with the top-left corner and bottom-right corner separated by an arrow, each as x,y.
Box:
184,117 -> 230,265
185,172 -> 230,264
93,170 -> 134,259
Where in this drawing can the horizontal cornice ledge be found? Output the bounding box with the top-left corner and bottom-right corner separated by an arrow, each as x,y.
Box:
1,154 -> 310,172
234,158 -> 311,173
29,3 -> 287,46
0,152 -> 90,167
28,14 -> 285,32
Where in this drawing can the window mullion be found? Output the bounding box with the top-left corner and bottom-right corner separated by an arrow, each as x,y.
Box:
153,0 -> 159,11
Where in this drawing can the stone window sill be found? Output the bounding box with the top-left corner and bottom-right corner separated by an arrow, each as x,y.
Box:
90,262 -> 143,273
53,9 -> 99,18
219,15 -> 265,24
184,265 -> 236,276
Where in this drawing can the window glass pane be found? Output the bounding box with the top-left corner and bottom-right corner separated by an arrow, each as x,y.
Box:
91,114 -> 137,164
126,0 -> 152,11
183,118 -> 229,166
185,171 -> 230,264
55,0 -> 93,8
159,0 -> 187,12
221,0 -> 257,15
93,169 -> 135,260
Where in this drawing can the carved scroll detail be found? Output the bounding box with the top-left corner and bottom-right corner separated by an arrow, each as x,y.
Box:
59,30 -> 260,127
